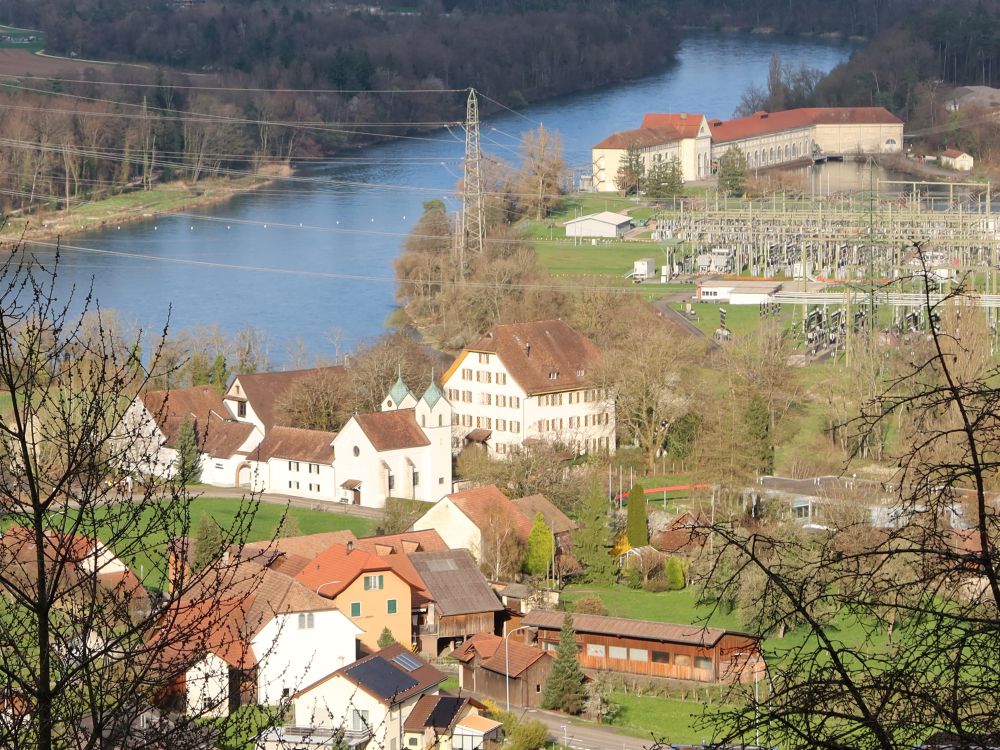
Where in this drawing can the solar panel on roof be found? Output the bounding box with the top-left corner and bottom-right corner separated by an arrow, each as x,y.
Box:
346,657 -> 418,699
392,652 -> 423,672
427,696 -> 463,728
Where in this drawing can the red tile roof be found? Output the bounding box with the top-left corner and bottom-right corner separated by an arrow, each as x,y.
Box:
709,107 -> 902,143
453,633 -> 550,677
141,386 -> 256,458
464,319 -> 603,396
942,148 -> 968,158
513,494 -> 578,535
352,409 -> 430,452
451,632 -> 503,663
293,543 -> 394,596
227,366 -> 347,431
352,529 -> 448,555
251,425 -> 335,464
523,610 -> 735,647
593,126 -> 683,150
640,112 -> 706,138
447,485 -> 533,542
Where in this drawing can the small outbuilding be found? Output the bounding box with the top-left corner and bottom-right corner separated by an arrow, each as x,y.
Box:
696,279 -> 783,305
940,148 -> 974,171
564,211 -> 632,239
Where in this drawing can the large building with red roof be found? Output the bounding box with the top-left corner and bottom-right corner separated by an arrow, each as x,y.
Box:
591,106 -> 904,192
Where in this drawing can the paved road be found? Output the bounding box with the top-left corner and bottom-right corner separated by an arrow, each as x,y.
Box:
520,706 -> 660,750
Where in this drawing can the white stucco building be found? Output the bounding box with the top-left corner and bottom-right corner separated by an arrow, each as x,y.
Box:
330,377 -> 454,508
940,148 -> 974,171
442,319 -> 615,456
564,211 -> 632,238
696,280 -> 783,305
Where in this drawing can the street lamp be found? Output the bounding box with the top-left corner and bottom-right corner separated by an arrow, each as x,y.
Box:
503,624 -> 533,712
559,724 -> 567,749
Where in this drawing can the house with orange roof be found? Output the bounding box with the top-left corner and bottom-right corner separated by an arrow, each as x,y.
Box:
591,112 -> 711,192
260,644 -> 446,750
330,372 -> 453,508
166,562 -> 362,717
411,485 -> 533,568
295,542 -> 415,651
442,319 -> 614,457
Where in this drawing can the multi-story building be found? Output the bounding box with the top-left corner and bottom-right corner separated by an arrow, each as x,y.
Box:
442,319 -> 615,456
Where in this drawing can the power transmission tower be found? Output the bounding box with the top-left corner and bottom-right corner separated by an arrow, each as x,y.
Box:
461,88 -> 486,271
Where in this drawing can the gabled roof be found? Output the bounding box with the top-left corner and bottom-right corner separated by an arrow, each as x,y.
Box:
640,112 -> 707,138
453,633 -> 550,678
446,485 -> 533,542
709,107 -> 902,143
141,386 -> 256,458
228,366 -> 347,431
403,695 -> 471,733
593,125 -> 683,150
297,643 -> 445,706
251,425 -> 335,464
523,610 -> 744,648
351,409 -> 430,452
513,494 -> 578,535
564,211 -> 632,227
409,550 -> 503,616
293,543 -> 394,596
352,529 -> 448,555
239,530 -> 358,577
942,148 -> 969,158
461,319 -> 603,396
455,715 -> 503,735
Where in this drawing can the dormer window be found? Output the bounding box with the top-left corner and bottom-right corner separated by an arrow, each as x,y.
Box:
577,369 -> 585,377
548,371 -> 558,380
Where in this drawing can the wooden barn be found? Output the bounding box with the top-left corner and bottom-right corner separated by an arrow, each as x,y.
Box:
451,633 -> 554,709
522,610 -> 762,684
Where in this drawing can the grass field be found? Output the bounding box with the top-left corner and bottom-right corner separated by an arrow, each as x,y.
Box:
533,239 -> 674,278
0,25 -> 44,52
610,693 -> 725,746
670,302 -> 769,338
89,497 -> 376,591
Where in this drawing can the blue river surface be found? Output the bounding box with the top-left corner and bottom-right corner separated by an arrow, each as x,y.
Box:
23,32 -> 856,359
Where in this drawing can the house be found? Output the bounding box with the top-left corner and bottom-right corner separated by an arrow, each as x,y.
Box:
173,563 -> 362,716
223,366 -> 347,434
522,610 -> 763,685
512,494 -> 577,555
330,375 -> 453,508
125,386 -> 260,486
452,715 -> 505,750
442,319 -> 615,456
409,550 -> 503,656
650,510 -> 706,557
402,695 -> 497,750
294,542 -> 415,651
266,644 -> 446,750
591,113 -> 712,191
243,425 -> 335,497
451,633 -> 554,709
940,148 -> 974,171
696,280 -> 783,305
563,211 -> 632,239
411,485 -> 533,565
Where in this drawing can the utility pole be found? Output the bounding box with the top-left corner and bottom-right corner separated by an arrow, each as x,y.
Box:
461,88 -> 486,275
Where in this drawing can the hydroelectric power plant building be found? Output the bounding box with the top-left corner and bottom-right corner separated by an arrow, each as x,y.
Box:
591,107 -> 904,192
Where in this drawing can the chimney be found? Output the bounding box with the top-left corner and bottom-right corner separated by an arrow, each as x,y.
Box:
525,342 -> 531,357
346,540 -> 354,553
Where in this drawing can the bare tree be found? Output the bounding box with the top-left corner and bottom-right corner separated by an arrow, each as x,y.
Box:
696,255 -> 1000,750
0,247 -> 279,750
478,505 -> 525,581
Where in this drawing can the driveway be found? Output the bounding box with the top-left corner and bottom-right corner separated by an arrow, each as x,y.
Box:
520,706 -> 661,750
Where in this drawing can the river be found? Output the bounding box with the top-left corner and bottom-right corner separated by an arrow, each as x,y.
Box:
25,32 -> 855,360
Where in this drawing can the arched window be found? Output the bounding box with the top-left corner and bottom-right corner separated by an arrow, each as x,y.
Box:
792,144 -> 797,158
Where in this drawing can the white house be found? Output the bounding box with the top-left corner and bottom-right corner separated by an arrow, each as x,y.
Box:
411,485 -> 532,563
940,148 -> 974,171
266,644 -> 446,750
564,211 -> 632,239
330,376 -> 453,508
442,319 -> 615,456
696,280 -> 783,305
242,425 -> 336,499
181,566 -> 362,717
124,386 -> 261,486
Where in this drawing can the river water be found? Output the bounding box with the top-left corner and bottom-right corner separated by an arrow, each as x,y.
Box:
25,32 -> 855,359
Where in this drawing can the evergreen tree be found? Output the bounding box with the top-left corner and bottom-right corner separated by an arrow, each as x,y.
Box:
625,484 -> 649,548
645,156 -> 683,200
523,512 -> 555,577
377,626 -> 396,649
614,144 -> 645,196
573,482 -> 615,585
209,354 -> 230,394
719,145 -> 748,197
541,614 -> 587,714
664,556 -> 686,590
744,394 -> 774,475
191,513 -> 224,573
174,416 -> 202,485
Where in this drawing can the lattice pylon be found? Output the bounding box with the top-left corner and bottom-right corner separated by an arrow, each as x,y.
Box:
461,88 -> 486,269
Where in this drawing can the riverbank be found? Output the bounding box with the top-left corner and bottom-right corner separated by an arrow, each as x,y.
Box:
0,169 -> 288,244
